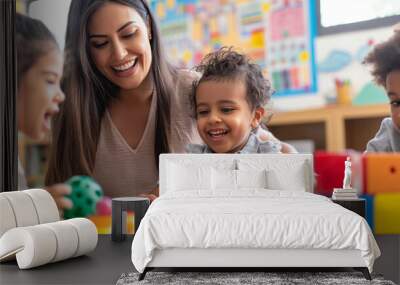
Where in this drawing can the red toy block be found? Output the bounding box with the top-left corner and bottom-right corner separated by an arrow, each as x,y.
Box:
314,151 -> 348,196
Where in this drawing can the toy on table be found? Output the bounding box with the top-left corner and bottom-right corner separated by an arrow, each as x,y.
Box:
63,176 -> 103,219
332,157 -> 358,200
96,196 -> 112,215
86,196 -> 113,234
111,197 -> 150,242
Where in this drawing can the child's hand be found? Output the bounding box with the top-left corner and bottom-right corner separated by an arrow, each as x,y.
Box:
280,142 -> 298,154
256,128 -> 298,153
256,128 -> 274,142
45,184 -> 73,211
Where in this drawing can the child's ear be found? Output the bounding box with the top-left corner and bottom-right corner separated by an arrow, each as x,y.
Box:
251,107 -> 265,129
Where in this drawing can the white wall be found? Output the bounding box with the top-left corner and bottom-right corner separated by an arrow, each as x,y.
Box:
29,0 -> 71,50
316,27 -> 393,101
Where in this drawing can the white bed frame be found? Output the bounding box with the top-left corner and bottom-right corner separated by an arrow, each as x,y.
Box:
139,154 -> 371,280
148,248 -> 365,268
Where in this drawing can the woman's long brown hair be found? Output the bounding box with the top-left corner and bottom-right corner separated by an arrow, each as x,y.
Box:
46,0 -> 176,185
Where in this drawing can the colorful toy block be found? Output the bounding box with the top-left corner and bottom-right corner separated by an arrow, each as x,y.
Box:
88,212 -> 135,235
374,193 -> 400,234
314,152 -> 348,196
363,154 -> 400,194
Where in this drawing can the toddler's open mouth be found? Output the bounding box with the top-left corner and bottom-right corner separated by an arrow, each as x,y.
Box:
207,128 -> 229,140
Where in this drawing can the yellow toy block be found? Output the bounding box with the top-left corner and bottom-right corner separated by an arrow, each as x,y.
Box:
365,154 -> 400,194
374,193 -> 400,234
96,227 -> 111,235
126,211 -> 135,234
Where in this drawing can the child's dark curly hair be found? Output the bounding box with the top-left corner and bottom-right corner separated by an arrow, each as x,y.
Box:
363,31 -> 400,87
190,47 -> 273,117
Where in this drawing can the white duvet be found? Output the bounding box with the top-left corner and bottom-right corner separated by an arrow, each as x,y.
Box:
131,190 -> 380,273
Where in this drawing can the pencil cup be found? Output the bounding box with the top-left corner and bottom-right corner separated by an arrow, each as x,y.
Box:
336,84 -> 352,105
111,197 -> 150,242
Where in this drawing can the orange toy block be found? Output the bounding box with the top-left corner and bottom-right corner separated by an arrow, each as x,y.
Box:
89,215 -> 111,234
374,193 -> 400,234
88,212 -> 135,235
364,153 -> 400,194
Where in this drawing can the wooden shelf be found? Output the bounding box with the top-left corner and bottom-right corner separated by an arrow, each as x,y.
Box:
265,104 -> 390,152
18,133 -> 51,188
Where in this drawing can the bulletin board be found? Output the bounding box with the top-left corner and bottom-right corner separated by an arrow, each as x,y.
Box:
150,0 -> 317,97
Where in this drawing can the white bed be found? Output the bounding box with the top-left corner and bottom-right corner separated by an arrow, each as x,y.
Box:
131,154 -> 380,280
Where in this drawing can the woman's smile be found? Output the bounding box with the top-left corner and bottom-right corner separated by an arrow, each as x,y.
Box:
111,57 -> 139,77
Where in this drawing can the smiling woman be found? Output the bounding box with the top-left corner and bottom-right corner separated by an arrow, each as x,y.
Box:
45,0 -> 202,201
87,5 -> 153,92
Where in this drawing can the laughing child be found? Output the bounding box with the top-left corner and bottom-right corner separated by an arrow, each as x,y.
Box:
364,31 -> 400,152
187,47 -> 291,154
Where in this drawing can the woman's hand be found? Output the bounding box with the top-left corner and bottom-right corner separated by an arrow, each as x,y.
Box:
45,183 -> 73,211
139,186 -> 159,203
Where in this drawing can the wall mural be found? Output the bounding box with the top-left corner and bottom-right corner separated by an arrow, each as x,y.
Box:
150,0 -> 317,97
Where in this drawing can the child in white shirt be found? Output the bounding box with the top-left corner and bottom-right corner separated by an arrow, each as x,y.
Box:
364,31 -> 400,152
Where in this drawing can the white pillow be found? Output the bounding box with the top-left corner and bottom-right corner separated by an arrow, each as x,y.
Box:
212,168 -> 237,190
237,158 -> 309,192
266,167 -> 307,191
237,169 -> 268,189
212,168 -> 268,190
167,163 -> 212,191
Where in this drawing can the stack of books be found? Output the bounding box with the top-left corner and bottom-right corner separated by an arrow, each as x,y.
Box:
332,188 -> 358,200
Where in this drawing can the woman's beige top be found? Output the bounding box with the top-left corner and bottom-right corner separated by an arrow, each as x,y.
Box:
92,71 -> 201,197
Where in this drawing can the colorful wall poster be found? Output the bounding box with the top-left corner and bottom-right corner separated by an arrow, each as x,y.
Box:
150,0 -> 317,97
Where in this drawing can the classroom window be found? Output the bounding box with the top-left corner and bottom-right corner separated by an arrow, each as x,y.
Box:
317,0 -> 400,35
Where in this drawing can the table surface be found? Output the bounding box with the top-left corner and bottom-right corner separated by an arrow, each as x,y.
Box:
0,235 -> 134,285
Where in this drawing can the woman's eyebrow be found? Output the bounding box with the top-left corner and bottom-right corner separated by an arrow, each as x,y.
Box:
89,21 -> 136,38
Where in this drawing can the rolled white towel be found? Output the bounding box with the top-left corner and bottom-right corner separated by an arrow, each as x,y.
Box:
0,196 -> 17,237
0,191 -> 39,228
23,189 -> 60,224
66,218 -> 98,257
0,218 -> 98,269
0,225 -> 57,268
0,189 -> 59,238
